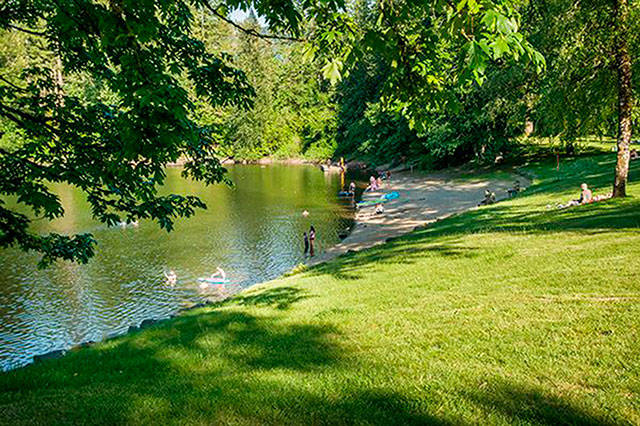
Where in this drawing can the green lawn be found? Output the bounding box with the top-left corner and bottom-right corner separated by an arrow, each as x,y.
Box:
1,153 -> 639,425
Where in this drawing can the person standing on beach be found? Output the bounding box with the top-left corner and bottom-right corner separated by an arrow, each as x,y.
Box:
303,232 -> 309,254
309,225 -> 316,256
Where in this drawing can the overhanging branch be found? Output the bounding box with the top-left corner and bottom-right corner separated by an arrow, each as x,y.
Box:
7,24 -> 46,36
203,3 -> 304,43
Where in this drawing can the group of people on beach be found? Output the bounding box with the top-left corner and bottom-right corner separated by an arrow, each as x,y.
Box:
479,179 -> 523,206
365,170 -> 391,192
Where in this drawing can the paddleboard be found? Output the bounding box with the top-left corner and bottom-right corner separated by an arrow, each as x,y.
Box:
197,277 -> 228,284
357,198 -> 390,208
382,191 -> 399,200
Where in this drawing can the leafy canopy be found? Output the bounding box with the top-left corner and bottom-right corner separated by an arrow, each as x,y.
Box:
0,0 -> 541,266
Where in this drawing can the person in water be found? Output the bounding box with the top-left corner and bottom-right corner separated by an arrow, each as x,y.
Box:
164,270 -> 177,285
303,232 -> 309,254
309,225 -> 316,256
211,267 -> 226,281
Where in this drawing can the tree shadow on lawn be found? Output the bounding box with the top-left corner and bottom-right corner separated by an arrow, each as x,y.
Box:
305,193 -> 640,282
310,237 -> 482,281
0,307 -> 446,424
0,287 -> 629,423
220,286 -> 312,310
514,152 -> 639,198
464,379 -> 628,426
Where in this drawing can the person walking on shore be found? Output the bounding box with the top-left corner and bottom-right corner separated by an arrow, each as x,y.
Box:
309,225 -> 316,256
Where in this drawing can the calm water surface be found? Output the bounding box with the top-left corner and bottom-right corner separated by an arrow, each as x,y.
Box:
0,165 -> 358,371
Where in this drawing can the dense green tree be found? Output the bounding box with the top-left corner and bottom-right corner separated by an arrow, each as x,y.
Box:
332,0 -> 537,167
522,0 -> 638,196
0,0 -> 329,265
1,0 -> 542,265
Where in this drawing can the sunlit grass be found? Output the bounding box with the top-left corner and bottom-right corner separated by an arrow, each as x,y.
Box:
0,153 -> 638,424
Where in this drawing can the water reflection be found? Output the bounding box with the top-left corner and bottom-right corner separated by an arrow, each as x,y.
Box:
0,165 -> 357,371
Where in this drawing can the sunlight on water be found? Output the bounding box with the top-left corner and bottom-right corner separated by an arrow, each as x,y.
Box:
0,165 -> 359,370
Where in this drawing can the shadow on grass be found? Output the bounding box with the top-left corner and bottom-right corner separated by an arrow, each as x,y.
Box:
310,238 -> 482,281
222,286 -> 312,310
464,379 -> 627,426
306,155 -> 640,281
0,306 -> 628,424
0,305 -> 446,424
0,308 -> 336,422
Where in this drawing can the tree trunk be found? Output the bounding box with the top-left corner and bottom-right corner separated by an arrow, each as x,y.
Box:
613,0 -> 633,197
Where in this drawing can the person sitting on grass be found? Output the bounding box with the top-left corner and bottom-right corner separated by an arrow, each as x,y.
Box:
578,183 -> 593,204
557,183 -> 593,209
478,190 -> 496,206
593,192 -> 613,202
507,180 -> 521,197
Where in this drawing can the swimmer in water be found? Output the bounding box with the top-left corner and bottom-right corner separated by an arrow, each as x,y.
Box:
164,270 -> 177,285
211,267 -> 226,281
302,210 -> 309,217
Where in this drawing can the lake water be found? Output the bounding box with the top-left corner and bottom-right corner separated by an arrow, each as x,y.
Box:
0,165 -> 359,371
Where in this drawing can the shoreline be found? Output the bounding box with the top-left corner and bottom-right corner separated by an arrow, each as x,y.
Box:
17,167 -> 526,371
309,169 -> 528,266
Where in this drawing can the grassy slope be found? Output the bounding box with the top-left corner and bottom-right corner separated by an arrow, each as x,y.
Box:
1,153 -> 639,425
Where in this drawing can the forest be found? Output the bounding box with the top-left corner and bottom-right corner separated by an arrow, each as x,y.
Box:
0,0 -> 638,263
2,1 -> 637,166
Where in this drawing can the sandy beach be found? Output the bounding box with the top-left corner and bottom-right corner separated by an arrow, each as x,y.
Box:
309,170 -> 527,265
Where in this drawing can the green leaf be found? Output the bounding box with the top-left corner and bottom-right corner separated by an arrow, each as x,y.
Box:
321,59 -> 342,85
492,36 -> 509,59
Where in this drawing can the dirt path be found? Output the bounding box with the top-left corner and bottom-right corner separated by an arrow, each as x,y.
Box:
309,170 -> 528,266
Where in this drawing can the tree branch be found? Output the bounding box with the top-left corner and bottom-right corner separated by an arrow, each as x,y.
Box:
7,24 -> 46,36
203,3 -> 304,43
0,74 -> 28,92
